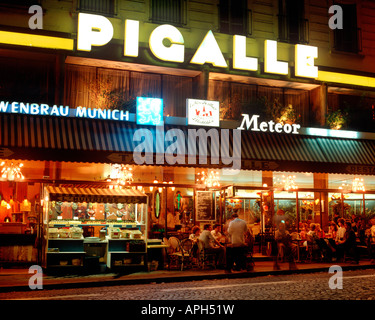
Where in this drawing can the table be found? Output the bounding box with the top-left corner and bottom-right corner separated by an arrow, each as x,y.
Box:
147,243 -> 170,270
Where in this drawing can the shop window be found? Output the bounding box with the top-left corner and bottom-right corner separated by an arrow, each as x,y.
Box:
278,0 -> 308,44
333,4 -> 361,53
151,0 -> 186,26
219,0 -> 248,36
64,65 -> 193,117
208,80 -> 310,125
327,92 -> 375,132
78,0 -> 116,16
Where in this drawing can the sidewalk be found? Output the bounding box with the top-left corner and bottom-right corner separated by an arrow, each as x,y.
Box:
0,255 -> 374,293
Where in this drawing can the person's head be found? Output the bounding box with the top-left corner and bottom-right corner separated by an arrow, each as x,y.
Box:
345,221 -> 352,230
213,224 -> 221,231
231,213 -> 239,219
338,218 -> 345,227
330,223 -> 338,231
192,225 -> 200,235
310,223 -> 316,231
204,224 -> 212,231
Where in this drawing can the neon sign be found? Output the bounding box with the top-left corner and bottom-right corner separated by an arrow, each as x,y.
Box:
0,101 -> 129,121
136,97 -> 163,126
76,13 -> 319,79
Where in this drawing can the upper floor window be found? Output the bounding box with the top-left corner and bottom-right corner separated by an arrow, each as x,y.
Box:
151,0 -> 186,26
219,0 -> 248,35
78,0 -> 116,16
0,0 -> 40,7
333,4 -> 361,53
278,0 -> 308,44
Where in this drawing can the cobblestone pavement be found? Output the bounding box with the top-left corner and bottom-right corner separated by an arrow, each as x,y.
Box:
1,268 -> 374,301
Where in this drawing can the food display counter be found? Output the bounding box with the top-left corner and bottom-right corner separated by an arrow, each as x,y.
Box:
41,186 -> 149,272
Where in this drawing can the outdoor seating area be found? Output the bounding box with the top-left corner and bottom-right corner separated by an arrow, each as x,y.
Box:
157,215 -> 375,273
280,217 -> 375,265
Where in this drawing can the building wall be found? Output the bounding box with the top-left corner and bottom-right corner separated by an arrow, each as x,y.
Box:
0,0 -> 375,130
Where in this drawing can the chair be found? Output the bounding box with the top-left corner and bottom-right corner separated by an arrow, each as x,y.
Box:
245,234 -> 255,271
305,236 -> 322,262
180,238 -> 194,269
166,237 -> 189,271
277,243 -> 286,262
197,239 -> 216,269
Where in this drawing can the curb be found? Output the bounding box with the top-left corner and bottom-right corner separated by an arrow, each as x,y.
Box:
0,263 -> 374,293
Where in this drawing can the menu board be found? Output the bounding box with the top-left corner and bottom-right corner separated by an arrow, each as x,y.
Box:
196,191 -> 215,221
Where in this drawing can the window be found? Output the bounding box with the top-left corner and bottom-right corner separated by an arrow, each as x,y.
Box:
208,80 -> 310,125
79,0 -> 115,16
0,0 -> 40,7
278,0 -> 308,44
219,0 -> 248,35
151,0 -> 186,26
333,4 -> 360,53
64,65 -> 193,117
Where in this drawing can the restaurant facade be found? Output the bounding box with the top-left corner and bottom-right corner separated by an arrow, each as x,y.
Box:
0,0 -> 374,271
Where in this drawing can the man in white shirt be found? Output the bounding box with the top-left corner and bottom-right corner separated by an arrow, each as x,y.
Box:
211,224 -> 223,241
226,213 -> 248,272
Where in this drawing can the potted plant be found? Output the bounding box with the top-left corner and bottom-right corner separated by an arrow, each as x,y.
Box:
326,109 -> 348,130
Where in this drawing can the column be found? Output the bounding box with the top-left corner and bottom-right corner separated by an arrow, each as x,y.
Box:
313,173 -> 329,230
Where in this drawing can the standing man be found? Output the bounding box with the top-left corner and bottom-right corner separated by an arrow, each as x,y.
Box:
226,213 -> 248,273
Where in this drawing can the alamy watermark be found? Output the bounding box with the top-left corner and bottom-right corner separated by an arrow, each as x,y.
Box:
132,125 -> 242,175
28,5 -> 43,30
329,5 -> 343,30
328,265 -> 343,290
28,265 -> 43,290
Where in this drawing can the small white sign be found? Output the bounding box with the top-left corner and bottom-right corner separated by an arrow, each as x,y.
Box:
57,216 -> 62,220
90,217 -> 95,220
186,99 -> 220,127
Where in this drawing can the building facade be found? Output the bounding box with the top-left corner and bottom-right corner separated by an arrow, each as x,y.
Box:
0,0 -> 374,268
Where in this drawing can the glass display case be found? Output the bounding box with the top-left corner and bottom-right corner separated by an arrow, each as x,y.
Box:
41,186 -> 148,271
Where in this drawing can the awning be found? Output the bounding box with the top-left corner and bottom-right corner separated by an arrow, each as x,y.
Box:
240,130 -> 375,174
0,113 -> 374,175
46,186 -> 148,203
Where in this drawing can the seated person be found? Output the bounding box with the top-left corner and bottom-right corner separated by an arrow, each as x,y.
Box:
337,221 -> 359,263
189,225 -> 201,242
274,222 -> 297,270
314,223 -> 333,262
189,225 -> 201,260
211,224 -> 224,242
306,223 -> 323,259
199,224 -> 225,268
368,219 -> 375,264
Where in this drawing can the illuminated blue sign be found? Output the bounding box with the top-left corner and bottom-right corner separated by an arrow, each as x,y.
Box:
136,97 -> 163,126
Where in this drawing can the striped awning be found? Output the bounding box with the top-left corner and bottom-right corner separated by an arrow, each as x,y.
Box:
46,186 -> 148,203
240,130 -> 375,174
0,113 -> 374,175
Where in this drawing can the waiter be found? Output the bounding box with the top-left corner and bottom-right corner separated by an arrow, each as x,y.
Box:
226,212 -> 248,273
